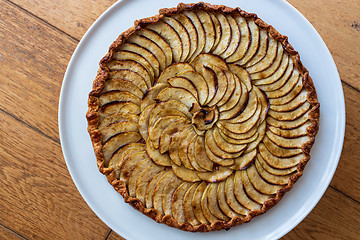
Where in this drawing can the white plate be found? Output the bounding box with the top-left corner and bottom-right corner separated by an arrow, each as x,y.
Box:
58,0 -> 345,239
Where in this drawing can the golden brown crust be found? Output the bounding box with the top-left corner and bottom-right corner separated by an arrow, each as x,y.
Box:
86,2 -> 320,232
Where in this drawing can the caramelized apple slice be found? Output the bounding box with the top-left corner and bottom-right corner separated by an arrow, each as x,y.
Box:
218,74 -> 242,112
128,158 -> 152,197
206,129 -> 243,159
255,160 -> 292,185
268,121 -> 311,138
101,121 -> 139,144
220,15 -> 240,59
256,154 -> 297,176
233,171 -> 262,210
212,127 -> 246,154
266,130 -> 310,148
197,166 -> 233,183
226,15 -> 250,63
247,165 -> 283,194
260,65 -> 299,94
205,142 -> 234,166
146,139 -> 171,166
98,112 -> 139,131
172,162 -> 201,182
172,182 -> 193,223
270,90 -> 307,112
208,12 -> 221,52
263,136 -> 302,158
99,91 -> 140,107
244,30 -> 268,68
177,71 -> 208,105
169,125 -> 192,166
119,151 -> 148,185
236,20 -> 259,66
231,149 -> 257,170
156,87 -> 199,110
173,14 -> 198,61
102,78 -> 144,98
153,171 -> 178,215
224,89 -> 258,123
167,77 -> 199,100
218,81 -> 248,120
217,181 -> 241,218
266,112 -> 310,130
157,63 -> 194,84
162,176 -> 183,216
149,116 -> 185,149
196,10 -> 215,53
141,83 -> 169,111
183,11 -> 205,60
145,170 -> 169,208
207,183 -> 229,220
207,66 -> 228,107
108,69 -> 148,93
159,119 -> 189,154
187,135 -> 207,172
192,182 -> 209,224
217,70 -> 236,107
225,174 -> 249,215
178,128 -> 197,170
194,136 -> 214,171
138,104 -> 156,141
212,13 -> 231,56
241,170 -> 272,204
201,184 -> 219,223
247,36 -> 278,72
183,182 -> 202,226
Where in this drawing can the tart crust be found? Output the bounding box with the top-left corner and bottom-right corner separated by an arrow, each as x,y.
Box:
86,2 -> 320,232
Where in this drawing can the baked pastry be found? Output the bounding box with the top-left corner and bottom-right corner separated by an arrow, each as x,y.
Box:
86,2 -> 320,232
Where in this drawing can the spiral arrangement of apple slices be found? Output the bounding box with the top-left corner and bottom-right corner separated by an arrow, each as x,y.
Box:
87,3 -> 319,232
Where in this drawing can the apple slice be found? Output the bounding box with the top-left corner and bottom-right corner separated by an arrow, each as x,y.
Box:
226,15 -> 250,63
113,50 -> 154,85
220,15 -> 240,59
177,71 -> 208,106
172,162 -> 201,182
217,181 -> 241,218
183,11 -> 205,61
231,149 -> 257,170
212,127 -> 246,154
236,20 -> 260,66
243,30 -> 268,68
99,91 -> 140,107
117,43 -> 160,78
218,127 -> 259,145
192,182 -> 209,224
244,121 -> 266,154
270,90 -> 307,112
268,101 -> 310,121
128,158 -> 152,197
201,184 -> 219,223
146,139 -> 171,166
187,135 -> 207,172
127,34 -> 166,72
197,166 -> 233,183
169,125 -> 193,166
162,175 -> 183,216
208,12 -> 221,52
98,112 -> 139,131
145,170 -> 169,208
119,151 -> 148,185
224,89 -> 258,123
173,14 -> 198,62
241,170 -> 272,204
250,42 -> 284,79
268,121 -> 311,138
259,143 -> 305,169
225,174 -> 249,215
233,171 -> 262,210
156,87 -> 199,110
228,64 -> 252,91
218,74 -> 242,112
196,10 -> 215,53
207,183 -> 229,221
148,108 -> 187,134
153,171 -> 177,215
155,99 -> 192,119
206,129 -> 243,159
269,83 -> 304,106
102,78 -> 144,98
172,182 -> 193,223
191,53 -> 228,71
156,63 -> 194,84
255,160 -> 291,185
108,69 -> 148,93
149,116 -> 185,149
212,12 -> 231,56
178,128 -> 197,170
163,17 -> 190,62
138,104 -> 156,141
146,21 -> 182,63
253,55 -> 291,85
246,36 -> 278,73
194,136 -> 214,171
206,66 -> 228,107
101,121 -> 138,144
266,130 -> 310,148
256,153 -> 297,176
136,29 -> 173,67
205,142 -> 234,166
159,119 -> 189,154
263,135 -> 302,158
167,77 -> 199,100
183,182 -> 202,226
247,165 -> 283,194
136,164 -> 165,205
218,81 -> 248,120
266,109 -> 310,130
216,70 -> 236,107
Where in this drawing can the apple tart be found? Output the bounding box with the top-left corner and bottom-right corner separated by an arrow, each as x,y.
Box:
87,2 -> 320,232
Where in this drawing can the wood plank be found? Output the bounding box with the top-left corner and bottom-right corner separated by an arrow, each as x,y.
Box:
0,0 -> 78,141
287,0 -> 360,90
107,230 -> 126,240
0,225 -> 25,240
283,187 -> 360,239
9,0 -> 117,40
0,111 -> 109,240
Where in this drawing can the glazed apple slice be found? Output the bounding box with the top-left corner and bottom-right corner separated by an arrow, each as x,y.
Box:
187,135 -> 207,172
255,159 -> 292,185
136,29 -> 173,67
172,162 -> 201,182
197,166 -> 233,183
253,54 -> 290,85
220,14 -> 240,59
153,171 -> 178,215
127,34 -> 166,72
230,149 -> 257,170
228,63 -> 252,91
236,20 -> 259,66
233,171 -> 262,210
169,125 -> 193,166
183,182 -> 202,226
269,83 -> 304,106
266,111 -> 309,130
208,12 -> 221,52
217,127 -> 259,145
217,121 -> 258,141
119,151 -> 148,185
243,30 -> 269,68
241,170 -> 272,204
149,116 -> 185,149
226,15 -> 250,63
207,183 -> 229,221
216,70 -> 236,107
206,66 -> 228,107
108,69 -> 148,93
205,129 -> 243,159
201,184 -> 219,223
156,63 -> 194,84
159,119 -> 189,154
173,14 -> 198,62
101,121 -> 139,144
113,50 -> 155,85
196,10 -> 215,53
163,17 -> 190,62
102,78 -> 144,98
212,12 -> 231,56
178,128 -> 197,170
268,101 -> 310,122
256,153 -> 297,176
269,90 -> 308,113
190,53 -> 228,71
162,175 -> 183,216
172,182 -> 194,223
146,21 -> 182,63
268,121 -> 311,138
225,174 -> 249,215
263,136 -> 302,158
217,181 -> 241,218
247,165 -> 283,195
151,99 -> 192,119
167,77 -> 199,100
156,87 -> 199,110
246,36 -> 278,72
259,143 -> 305,169
128,158 -> 152,197
98,112 -> 139,131
194,136 -> 214,171
99,101 -> 141,120
117,43 -> 160,78
148,109 -> 187,134
138,104 -> 156,141
243,121 -> 266,154
145,170 -> 169,208
212,127 -> 246,154
183,11 -> 205,60
218,74 -> 242,112
218,81 -> 248,120
135,164 -> 166,205
204,142 -> 234,166
177,71 -> 208,106
146,138 -> 172,166
266,130 -> 310,148
224,89 -> 258,123
99,91 -> 140,107
192,182 -> 209,224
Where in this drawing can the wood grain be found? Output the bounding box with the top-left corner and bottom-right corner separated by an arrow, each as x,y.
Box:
0,110 -> 110,239
0,225 -> 24,240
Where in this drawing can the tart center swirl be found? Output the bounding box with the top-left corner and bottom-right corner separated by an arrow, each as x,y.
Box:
141,54 -> 268,183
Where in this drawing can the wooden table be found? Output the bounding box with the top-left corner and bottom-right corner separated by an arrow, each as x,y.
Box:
1,0 -> 359,239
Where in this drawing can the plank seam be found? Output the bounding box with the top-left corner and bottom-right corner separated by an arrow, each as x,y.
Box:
329,185 -> 360,205
341,80 -> 360,93
104,229 -> 112,240
0,222 -> 28,240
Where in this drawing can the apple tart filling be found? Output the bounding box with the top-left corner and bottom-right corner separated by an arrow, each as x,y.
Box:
87,2 -> 319,232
